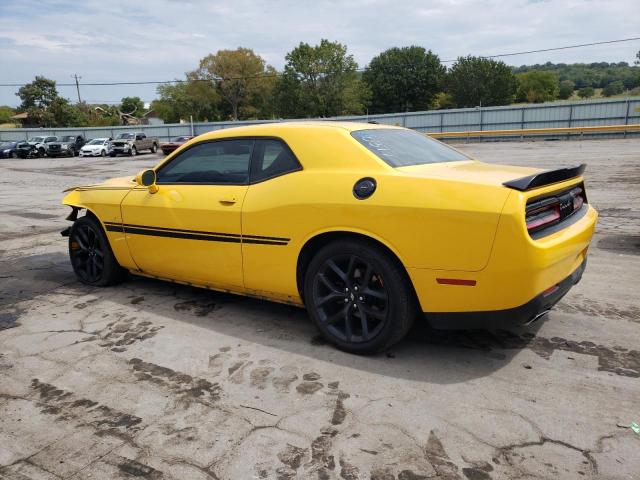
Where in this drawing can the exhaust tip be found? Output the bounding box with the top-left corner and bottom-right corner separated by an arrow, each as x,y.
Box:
525,310 -> 551,325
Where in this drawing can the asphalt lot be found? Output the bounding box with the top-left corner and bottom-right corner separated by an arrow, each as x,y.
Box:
0,139 -> 639,480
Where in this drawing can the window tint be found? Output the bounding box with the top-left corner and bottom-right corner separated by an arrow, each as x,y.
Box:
351,129 -> 469,167
46,137 -> 57,142
250,139 -> 300,182
157,139 -> 253,184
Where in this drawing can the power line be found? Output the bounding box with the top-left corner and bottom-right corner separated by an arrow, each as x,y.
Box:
441,37 -> 640,62
1,36 -> 639,88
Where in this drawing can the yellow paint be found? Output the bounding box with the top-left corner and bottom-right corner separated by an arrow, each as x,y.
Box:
62,121 -> 597,314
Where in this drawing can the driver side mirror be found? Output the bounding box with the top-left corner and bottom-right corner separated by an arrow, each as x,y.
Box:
135,169 -> 159,194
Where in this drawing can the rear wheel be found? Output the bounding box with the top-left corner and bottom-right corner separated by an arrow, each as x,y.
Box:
69,216 -> 125,286
131,146 -> 137,156
304,239 -> 416,354
101,150 -> 106,157
37,148 -> 45,158
150,143 -> 157,153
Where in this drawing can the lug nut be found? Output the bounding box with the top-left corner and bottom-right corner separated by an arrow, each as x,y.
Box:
358,296 -> 363,301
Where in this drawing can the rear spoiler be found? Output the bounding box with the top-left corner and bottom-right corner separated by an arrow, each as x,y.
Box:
503,164 -> 586,191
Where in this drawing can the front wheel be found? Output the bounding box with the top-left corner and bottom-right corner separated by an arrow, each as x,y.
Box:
101,150 -> 106,157
38,148 -> 45,158
131,146 -> 137,156
304,239 -> 417,354
69,216 -> 125,286
150,143 -> 157,153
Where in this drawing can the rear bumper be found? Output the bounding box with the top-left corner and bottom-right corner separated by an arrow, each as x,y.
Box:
425,258 -> 587,330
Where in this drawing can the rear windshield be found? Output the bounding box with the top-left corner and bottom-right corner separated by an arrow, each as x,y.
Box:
352,129 -> 469,167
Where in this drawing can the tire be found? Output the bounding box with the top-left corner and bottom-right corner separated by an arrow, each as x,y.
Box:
38,148 -> 45,158
68,215 -> 126,286
303,239 -> 417,354
10,151 -> 17,159
150,143 -> 157,153
131,146 -> 137,156
101,150 -> 106,157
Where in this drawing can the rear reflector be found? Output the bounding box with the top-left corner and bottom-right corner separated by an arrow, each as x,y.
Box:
436,278 -> 477,286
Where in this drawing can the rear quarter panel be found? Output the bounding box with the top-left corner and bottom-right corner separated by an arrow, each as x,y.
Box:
241,168 -> 509,301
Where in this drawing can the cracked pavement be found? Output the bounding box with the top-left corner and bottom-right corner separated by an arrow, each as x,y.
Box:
0,140 -> 639,479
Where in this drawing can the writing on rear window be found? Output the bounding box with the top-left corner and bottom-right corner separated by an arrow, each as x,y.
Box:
352,129 -> 469,167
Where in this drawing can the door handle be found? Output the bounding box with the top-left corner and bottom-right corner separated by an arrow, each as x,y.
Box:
219,197 -> 237,205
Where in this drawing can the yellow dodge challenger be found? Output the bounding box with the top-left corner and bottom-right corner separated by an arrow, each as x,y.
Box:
61,122 -> 597,353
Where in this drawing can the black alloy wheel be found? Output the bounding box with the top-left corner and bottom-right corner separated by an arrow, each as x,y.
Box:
304,239 -> 416,354
312,254 -> 388,344
69,216 -> 125,286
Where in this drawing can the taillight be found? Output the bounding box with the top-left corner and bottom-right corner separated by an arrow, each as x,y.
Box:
526,201 -> 561,232
572,188 -> 585,210
525,184 -> 587,235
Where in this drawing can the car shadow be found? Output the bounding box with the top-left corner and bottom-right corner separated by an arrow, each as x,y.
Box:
3,251 -> 546,385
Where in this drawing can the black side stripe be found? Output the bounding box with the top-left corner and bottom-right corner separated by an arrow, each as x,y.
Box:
104,222 -> 289,246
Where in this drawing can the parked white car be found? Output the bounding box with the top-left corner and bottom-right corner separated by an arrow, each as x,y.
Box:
79,138 -> 112,157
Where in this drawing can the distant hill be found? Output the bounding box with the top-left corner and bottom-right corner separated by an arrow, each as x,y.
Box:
512,61 -> 639,90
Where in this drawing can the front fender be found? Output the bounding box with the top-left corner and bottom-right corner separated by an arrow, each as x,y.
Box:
62,187 -> 138,270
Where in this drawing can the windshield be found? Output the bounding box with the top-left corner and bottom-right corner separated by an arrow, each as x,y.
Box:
0,142 -> 16,148
87,139 -> 104,145
116,133 -> 135,139
30,137 -> 45,143
351,129 -> 469,167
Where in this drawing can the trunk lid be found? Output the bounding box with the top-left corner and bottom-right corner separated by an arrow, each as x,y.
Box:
396,160 -> 541,187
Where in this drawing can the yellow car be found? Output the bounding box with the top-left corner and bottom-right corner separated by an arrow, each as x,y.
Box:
61,122 -> 597,353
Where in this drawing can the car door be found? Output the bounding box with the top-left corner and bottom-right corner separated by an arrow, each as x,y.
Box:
119,138 -> 253,289
241,138 -> 303,301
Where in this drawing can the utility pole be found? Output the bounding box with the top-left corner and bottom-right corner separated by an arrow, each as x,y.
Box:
72,74 -> 82,103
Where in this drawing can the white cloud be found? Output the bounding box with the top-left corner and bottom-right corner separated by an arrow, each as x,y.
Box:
0,0 -> 638,106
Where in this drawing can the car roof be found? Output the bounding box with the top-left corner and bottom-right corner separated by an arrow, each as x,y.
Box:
197,121 -> 402,141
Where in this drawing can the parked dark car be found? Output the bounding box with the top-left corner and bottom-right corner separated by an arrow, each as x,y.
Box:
16,142 -> 43,158
47,135 -> 85,157
160,136 -> 194,155
0,141 -> 19,158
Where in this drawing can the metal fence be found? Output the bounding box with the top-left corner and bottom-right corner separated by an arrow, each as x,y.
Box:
1,97 -> 639,142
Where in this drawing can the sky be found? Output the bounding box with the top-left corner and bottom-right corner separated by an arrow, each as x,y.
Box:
0,0 -> 639,107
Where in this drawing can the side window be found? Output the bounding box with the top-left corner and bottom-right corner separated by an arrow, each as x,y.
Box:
136,134 -> 145,140
250,139 -> 301,183
46,137 -> 57,142
156,139 -> 253,184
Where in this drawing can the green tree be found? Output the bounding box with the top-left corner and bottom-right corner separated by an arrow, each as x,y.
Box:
0,106 -> 14,124
602,80 -> 624,97
16,76 -> 58,110
274,39 -> 368,118
190,48 -> 275,120
447,56 -> 517,107
577,86 -> 595,99
363,46 -> 445,113
151,80 -> 220,123
49,98 -> 86,127
120,96 -> 145,116
516,71 -> 559,103
558,80 -> 575,100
